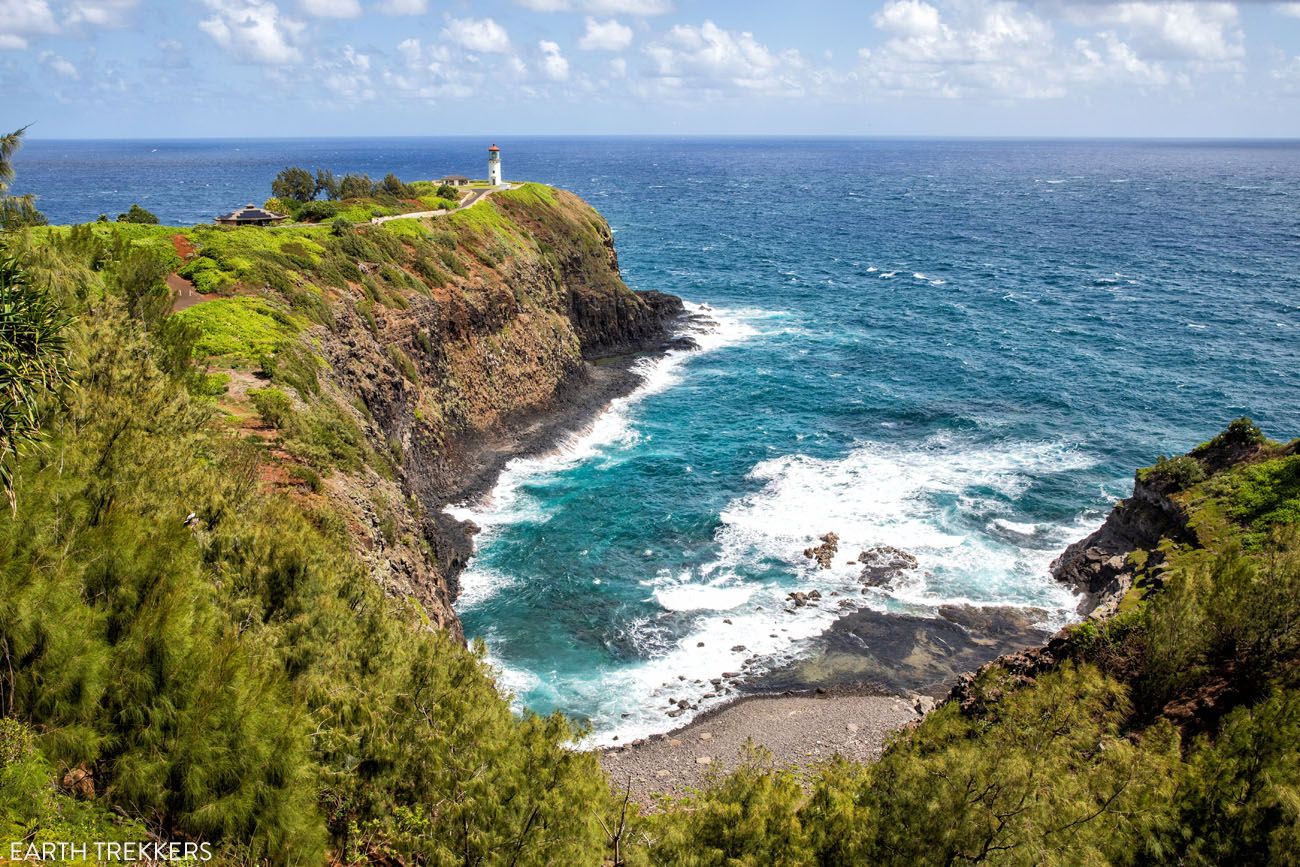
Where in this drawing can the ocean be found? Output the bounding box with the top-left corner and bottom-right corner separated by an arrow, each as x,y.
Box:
15,137 -> 1300,743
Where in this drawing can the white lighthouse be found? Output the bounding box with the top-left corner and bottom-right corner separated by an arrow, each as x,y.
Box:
487,143 -> 502,187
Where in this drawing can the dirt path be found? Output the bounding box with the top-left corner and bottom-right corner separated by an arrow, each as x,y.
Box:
369,186 -> 504,225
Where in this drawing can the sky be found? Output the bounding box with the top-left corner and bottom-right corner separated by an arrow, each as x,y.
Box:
3,0 -> 1300,138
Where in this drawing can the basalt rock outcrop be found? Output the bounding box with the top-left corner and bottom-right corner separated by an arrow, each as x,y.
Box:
857,545 -> 919,588
191,185 -> 684,639
803,533 -> 840,569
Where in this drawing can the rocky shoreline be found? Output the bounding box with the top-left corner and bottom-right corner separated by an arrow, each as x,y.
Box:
600,491 -> 1162,803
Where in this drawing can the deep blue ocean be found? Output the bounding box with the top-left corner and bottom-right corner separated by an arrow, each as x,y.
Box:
15,137 -> 1300,742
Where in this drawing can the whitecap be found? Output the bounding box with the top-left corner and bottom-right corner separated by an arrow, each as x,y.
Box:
449,301 -> 762,600
654,583 -> 754,611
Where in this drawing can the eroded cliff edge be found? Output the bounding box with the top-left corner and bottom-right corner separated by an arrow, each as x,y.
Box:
951,419 -> 1295,731
168,184 -> 684,637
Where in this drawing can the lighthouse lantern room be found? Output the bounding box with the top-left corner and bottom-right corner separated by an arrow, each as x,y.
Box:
487,143 -> 502,187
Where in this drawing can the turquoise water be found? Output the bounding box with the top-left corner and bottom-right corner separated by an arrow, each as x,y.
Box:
448,140 -> 1300,743
16,138 -> 1300,742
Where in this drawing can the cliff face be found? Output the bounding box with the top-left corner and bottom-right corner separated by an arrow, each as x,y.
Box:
953,421 -> 1288,717
169,185 -> 682,637
1050,471 -> 1194,618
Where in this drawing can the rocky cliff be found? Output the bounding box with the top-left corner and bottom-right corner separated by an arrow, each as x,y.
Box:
167,184 -> 683,637
952,419 -> 1288,715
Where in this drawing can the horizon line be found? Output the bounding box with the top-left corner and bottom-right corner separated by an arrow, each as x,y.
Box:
18,133 -> 1300,144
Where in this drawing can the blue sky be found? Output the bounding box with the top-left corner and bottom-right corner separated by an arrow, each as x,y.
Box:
4,0 -> 1300,137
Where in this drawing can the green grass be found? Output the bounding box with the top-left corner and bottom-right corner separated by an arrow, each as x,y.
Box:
174,296 -> 302,364
1201,453 -> 1300,544
497,183 -> 557,208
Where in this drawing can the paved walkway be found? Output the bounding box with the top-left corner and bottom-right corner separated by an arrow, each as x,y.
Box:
369,186 -> 506,225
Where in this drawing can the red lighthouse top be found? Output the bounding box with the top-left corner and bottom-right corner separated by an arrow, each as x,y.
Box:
488,144 -> 500,152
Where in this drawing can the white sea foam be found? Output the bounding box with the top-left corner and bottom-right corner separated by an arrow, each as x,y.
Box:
558,435 -> 1103,745
449,301 -> 761,599
655,583 -> 755,611
992,518 -> 1041,536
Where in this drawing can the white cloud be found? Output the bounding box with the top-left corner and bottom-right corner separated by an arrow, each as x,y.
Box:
39,49 -> 79,78
0,0 -> 58,48
318,43 -> 374,99
644,20 -> 805,95
515,0 -> 672,13
579,16 -> 633,50
859,0 -> 1067,98
1071,31 -> 1171,87
396,36 -> 422,65
854,0 -> 1224,99
377,0 -> 426,13
442,17 -> 511,53
609,56 -> 627,76
1065,2 -> 1242,62
1272,53 -> 1300,95
199,0 -> 304,65
873,0 -> 942,37
66,0 -> 138,28
299,0 -> 360,18
538,39 -> 570,79
1280,3 -> 1300,18
586,0 -> 672,13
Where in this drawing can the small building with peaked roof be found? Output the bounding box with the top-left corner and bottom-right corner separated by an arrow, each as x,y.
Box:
215,203 -> 288,226
439,175 -> 472,186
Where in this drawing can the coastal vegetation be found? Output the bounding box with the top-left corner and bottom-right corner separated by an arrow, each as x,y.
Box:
0,138 -> 1295,863
268,166 -> 461,223
0,128 -> 46,230
115,204 -> 159,225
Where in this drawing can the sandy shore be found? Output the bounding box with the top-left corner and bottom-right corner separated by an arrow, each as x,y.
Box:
600,688 -> 926,804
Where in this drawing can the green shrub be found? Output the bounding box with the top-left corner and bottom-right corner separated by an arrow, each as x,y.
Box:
1195,417 -> 1268,455
388,345 -> 418,382
297,200 -> 341,223
173,296 -> 300,364
271,166 -> 316,203
249,386 -> 293,428
283,398 -> 365,472
115,203 -> 159,224
1139,454 -> 1207,490
289,463 -> 322,493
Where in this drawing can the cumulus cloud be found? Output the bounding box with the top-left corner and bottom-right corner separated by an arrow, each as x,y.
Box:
39,49 -> 79,78
579,16 -> 633,50
861,0 -> 1062,98
66,0 -> 139,28
318,43 -> 374,99
1064,2 -> 1242,62
538,39 -> 570,79
442,17 -> 511,53
0,0 -> 58,49
1280,3 -> 1300,17
586,0 -> 672,12
644,20 -> 805,95
199,0 -> 304,65
854,0 -> 1240,99
377,0 -> 426,13
873,0 -> 942,37
515,0 -> 672,13
298,0 -> 360,18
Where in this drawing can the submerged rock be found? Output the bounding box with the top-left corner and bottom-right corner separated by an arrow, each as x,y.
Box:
857,545 -> 920,588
